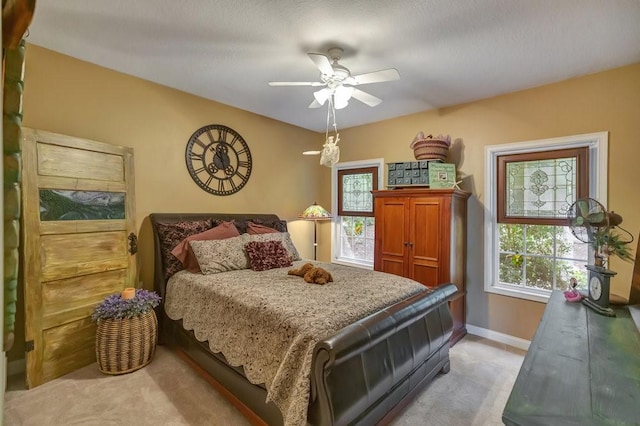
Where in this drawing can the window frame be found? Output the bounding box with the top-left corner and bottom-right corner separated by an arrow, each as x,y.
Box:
337,166 -> 378,217
331,158 -> 384,269
484,132 -> 608,302
497,147 -> 590,225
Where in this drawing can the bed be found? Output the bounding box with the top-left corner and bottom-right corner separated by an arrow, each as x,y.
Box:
150,213 -> 457,426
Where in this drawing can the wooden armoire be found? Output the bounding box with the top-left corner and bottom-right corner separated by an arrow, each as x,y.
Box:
372,188 -> 470,345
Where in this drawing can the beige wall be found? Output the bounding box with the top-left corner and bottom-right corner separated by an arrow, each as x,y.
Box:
13,43 -> 640,356
337,63 -> 640,340
12,44 -> 326,360
21,44 -> 328,274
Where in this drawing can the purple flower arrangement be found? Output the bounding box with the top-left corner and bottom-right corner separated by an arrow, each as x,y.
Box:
92,289 -> 161,321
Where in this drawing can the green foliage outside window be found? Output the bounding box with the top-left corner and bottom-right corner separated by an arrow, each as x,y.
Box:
341,216 -> 375,261
499,224 -> 588,290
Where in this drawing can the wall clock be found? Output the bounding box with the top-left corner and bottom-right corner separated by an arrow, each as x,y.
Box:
582,264 -> 617,317
185,124 -> 252,196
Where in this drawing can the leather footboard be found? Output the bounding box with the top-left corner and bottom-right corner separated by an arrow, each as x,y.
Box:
308,283 -> 457,426
161,282 -> 457,426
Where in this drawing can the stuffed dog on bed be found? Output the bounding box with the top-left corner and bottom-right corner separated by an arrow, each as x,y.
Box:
288,263 -> 333,285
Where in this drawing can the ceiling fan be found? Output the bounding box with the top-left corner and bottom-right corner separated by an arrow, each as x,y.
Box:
268,47 -> 400,109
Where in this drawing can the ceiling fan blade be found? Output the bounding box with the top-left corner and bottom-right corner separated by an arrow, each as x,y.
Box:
308,53 -> 334,76
303,150 -> 321,155
351,88 -> 382,107
349,68 -> 400,85
308,99 -> 323,108
268,81 -> 324,86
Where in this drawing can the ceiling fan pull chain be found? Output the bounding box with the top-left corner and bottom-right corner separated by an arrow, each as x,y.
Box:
329,96 -> 338,139
325,96 -> 332,142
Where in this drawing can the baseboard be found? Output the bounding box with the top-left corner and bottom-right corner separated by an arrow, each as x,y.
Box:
466,324 -> 530,351
8,358 -> 25,376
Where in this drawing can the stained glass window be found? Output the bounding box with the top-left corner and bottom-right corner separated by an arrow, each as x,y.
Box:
335,164 -> 380,266
505,156 -> 576,218
493,144 -> 593,294
338,167 -> 378,217
497,148 -> 588,225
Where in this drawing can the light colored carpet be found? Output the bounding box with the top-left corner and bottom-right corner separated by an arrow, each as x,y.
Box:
4,335 -> 525,426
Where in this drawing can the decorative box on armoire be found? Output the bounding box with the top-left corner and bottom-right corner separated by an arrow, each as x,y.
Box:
372,188 -> 470,345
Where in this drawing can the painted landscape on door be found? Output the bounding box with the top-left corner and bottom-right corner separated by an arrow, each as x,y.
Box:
39,190 -> 125,221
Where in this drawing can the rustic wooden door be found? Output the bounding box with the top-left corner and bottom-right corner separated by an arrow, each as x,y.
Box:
21,128 -> 136,388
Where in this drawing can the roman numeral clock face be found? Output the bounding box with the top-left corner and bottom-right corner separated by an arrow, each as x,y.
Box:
185,124 -> 252,196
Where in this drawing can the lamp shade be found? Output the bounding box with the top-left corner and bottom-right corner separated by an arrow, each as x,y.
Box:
333,86 -> 354,109
313,88 -> 330,106
299,202 -> 332,220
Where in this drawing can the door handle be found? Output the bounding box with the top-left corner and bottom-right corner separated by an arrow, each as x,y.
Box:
128,232 -> 138,255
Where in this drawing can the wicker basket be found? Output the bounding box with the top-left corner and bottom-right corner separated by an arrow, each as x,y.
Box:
96,309 -> 158,375
411,138 -> 449,161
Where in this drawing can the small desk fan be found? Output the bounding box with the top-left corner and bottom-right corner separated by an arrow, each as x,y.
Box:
567,197 -> 611,254
567,197 -> 633,264
567,197 -> 635,313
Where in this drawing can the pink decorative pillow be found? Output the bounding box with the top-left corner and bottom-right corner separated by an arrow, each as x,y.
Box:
171,221 -> 240,273
249,218 -> 288,233
244,240 -> 293,271
156,220 -> 213,279
247,222 -> 279,235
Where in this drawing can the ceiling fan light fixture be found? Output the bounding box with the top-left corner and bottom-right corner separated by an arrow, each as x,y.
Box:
333,96 -> 349,110
333,86 -> 354,109
268,47 -> 399,110
313,88 -> 330,106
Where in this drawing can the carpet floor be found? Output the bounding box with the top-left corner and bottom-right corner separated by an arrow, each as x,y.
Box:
4,335 -> 525,425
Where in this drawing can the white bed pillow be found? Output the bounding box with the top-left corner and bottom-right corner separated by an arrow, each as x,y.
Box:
189,234 -> 250,274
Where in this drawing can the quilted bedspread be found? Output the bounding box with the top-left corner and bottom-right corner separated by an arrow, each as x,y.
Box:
165,260 -> 426,426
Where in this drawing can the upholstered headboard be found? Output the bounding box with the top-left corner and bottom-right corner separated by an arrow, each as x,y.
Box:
148,213 -> 285,304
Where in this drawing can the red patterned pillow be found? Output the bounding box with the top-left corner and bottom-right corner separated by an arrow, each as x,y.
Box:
156,219 -> 213,279
244,240 -> 293,271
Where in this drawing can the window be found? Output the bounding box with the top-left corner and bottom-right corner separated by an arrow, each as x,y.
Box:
484,133 -> 607,302
332,159 -> 383,268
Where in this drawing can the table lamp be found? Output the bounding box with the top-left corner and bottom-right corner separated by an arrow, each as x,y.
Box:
299,202 -> 332,260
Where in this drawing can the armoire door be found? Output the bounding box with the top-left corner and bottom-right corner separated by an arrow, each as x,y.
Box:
408,197 -> 443,287
21,128 -> 136,388
373,197 -> 409,276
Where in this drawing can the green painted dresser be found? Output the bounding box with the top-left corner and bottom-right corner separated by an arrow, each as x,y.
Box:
503,290 -> 640,425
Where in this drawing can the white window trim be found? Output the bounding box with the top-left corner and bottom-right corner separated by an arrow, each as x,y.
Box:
331,158 -> 384,269
484,132 -> 608,302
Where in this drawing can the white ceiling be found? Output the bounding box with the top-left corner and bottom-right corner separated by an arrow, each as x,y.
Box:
27,0 -> 640,132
